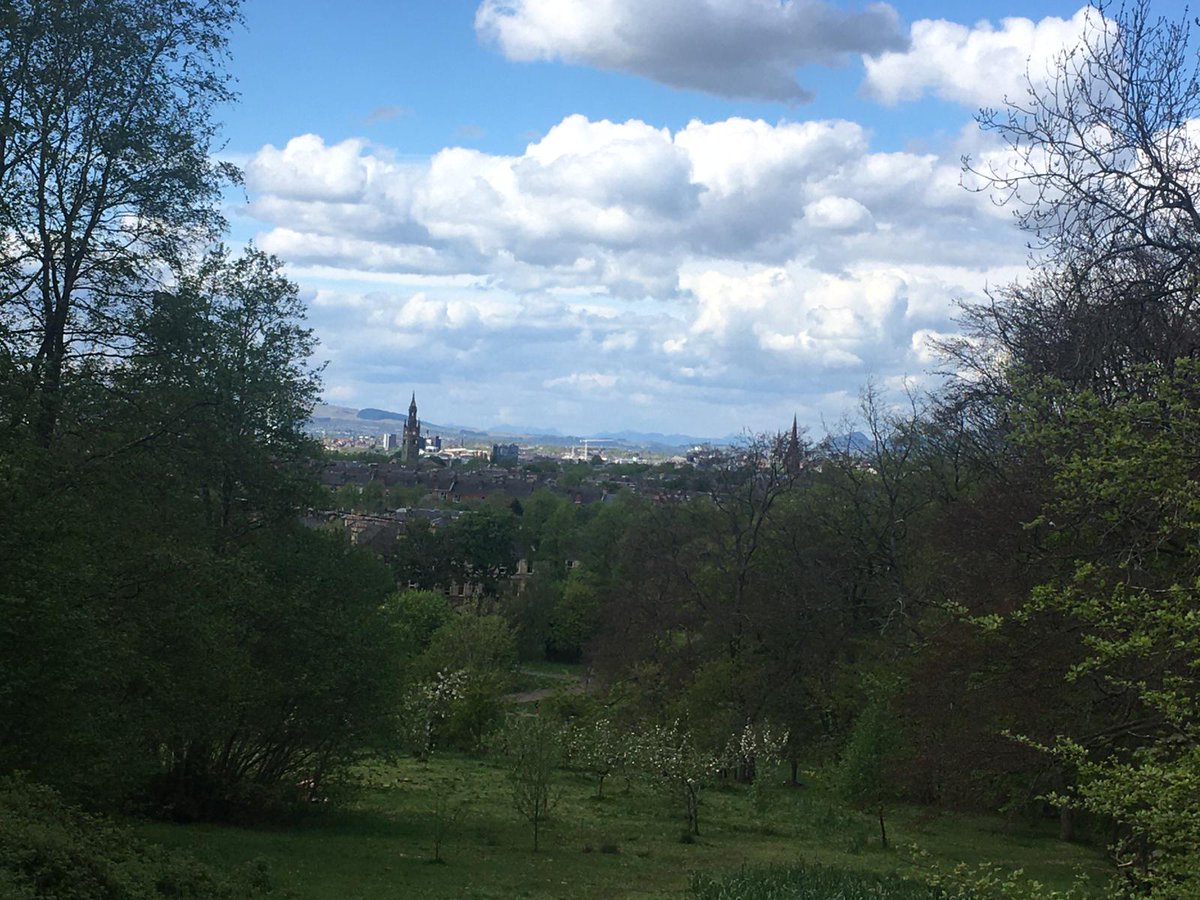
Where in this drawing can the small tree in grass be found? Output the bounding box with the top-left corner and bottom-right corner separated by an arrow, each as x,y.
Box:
726,722 -> 789,815
400,670 -> 465,761
565,716 -> 627,799
506,715 -> 562,852
427,776 -> 469,864
634,720 -> 722,837
836,697 -> 900,849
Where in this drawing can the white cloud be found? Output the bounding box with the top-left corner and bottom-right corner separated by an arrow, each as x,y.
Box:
240,113 -> 1030,435
863,8 -> 1098,107
804,196 -> 873,231
475,0 -> 906,102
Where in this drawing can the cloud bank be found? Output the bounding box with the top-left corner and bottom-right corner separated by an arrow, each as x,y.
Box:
241,113 -> 1027,434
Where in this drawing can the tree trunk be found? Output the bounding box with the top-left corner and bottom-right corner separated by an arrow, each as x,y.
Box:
1059,805 -> 1075,843
878,805 -> 887,849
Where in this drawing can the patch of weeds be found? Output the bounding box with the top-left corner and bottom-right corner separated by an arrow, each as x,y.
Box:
844,827 -> 869,855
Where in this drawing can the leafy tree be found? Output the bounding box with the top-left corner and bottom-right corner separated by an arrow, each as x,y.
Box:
0,0 -> 241,445
547,572 -> 601,662
505,715 -> 562,852
391,589 -> 454,656
447,506 -> 518,603
836,694 -> 901,849
418,613 -> 518,752
391,518 -> 454,591
633,720 -> 723,836
1010,365 -> 1200,894
564,717 -> 627,800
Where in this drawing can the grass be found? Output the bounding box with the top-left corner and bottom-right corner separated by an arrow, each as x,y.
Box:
133,755 -> 1109,899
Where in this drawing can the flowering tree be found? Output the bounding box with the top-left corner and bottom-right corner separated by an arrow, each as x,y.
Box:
726,722 -> 789,813
401,670 -> 466,761
564,717 -> 628,800
633,721 -> 723,836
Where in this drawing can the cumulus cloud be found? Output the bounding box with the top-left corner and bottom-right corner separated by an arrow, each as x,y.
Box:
245,115 -> 1013,292
475,0 -> 907,102
862,7 -> 1097,107
241,113 -> 1029,434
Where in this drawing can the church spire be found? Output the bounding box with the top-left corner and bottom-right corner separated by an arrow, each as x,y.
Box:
784,413 -> 802,474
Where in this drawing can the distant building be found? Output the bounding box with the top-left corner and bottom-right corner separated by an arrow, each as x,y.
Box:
491,442 -> 519,464
781,414 -> 804,475
383,432 -> 398,451
402,392 -> 423,464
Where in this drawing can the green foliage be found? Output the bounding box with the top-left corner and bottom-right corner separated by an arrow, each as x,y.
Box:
0,775 -> 273,898
1008,363 -> 1200,894
836,693 -> 902,849
910,848 -> 1099,900
413,614 -> 518,753
505,716 -> 563,851
391,589 -> 454,656
547,573 -> 601,662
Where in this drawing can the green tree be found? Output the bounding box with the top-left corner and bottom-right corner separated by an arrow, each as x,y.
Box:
506,715 -> 561,852
0,0 -> 241,445
836,695 -> 901,849
1011,365 -> 1200,895
446,506 -> 517,603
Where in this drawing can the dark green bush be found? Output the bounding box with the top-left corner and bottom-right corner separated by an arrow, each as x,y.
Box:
0,776 -> 274,898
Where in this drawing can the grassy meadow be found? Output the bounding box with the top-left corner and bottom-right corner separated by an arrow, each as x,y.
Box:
133,751 -> 1108,899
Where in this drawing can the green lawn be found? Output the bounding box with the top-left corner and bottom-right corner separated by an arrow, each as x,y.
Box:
133,755 -> 1109,899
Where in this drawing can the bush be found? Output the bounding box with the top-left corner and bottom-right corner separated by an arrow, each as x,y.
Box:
0,775 -> 274,898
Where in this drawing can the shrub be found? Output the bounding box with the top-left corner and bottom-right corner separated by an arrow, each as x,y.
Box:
0,775 -> 273,898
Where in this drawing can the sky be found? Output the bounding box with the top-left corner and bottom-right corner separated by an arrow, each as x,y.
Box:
214,1 -> 1189,438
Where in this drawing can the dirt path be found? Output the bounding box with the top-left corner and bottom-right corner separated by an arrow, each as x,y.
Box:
503,668 -> 591,704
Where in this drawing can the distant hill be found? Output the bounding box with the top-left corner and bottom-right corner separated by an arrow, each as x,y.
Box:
821,431 -> 873,454
356,407 -> 408,422
594,429 -> 732,448
310,402 -> 837,453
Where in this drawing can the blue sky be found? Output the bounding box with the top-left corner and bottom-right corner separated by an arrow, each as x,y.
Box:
214,1 -> 1189,437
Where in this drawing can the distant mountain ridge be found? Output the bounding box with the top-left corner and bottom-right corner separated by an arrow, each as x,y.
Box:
311,403 -> 848,452
356,407 -> 409,422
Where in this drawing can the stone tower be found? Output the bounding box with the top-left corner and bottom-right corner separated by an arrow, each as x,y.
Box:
402,392 -> 421,464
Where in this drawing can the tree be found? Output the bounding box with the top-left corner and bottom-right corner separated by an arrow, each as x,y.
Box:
447,506 -> 517,604
954,1 -> 1200,401
418,613 -> 518,752
564,717 -> 627,800
124,246 -> 322,537
506,715 -> 561,852
1010,365 -> 1200,894
633,720 -> 722,837
836,693 -> 901,849
0,0 -> 241,445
